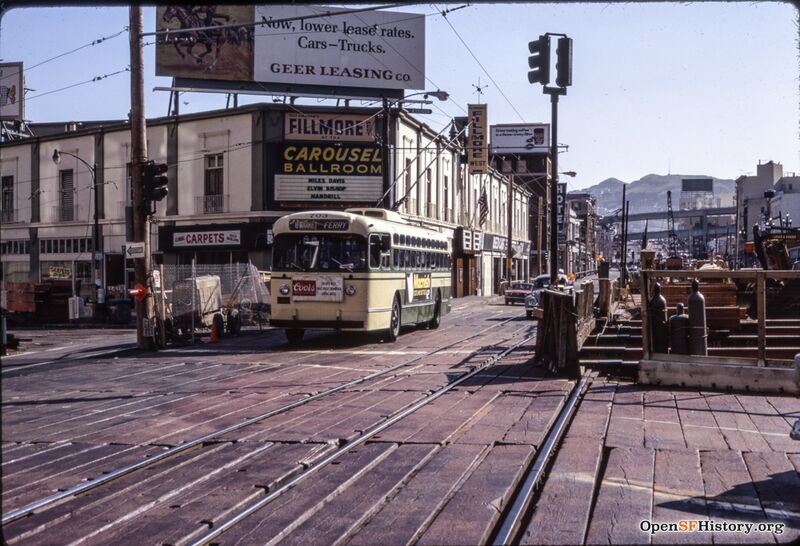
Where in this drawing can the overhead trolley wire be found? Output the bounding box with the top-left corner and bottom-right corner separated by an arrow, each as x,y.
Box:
24,28 -> 128,71
25,67 -> 130,101
436,4 -> 526,122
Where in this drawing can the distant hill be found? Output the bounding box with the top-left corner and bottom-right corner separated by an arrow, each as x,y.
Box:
577,174 -> 735,217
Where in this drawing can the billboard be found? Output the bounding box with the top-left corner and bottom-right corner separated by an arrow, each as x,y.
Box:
0,62 -> 23,121
682,178 -> 713,193
489,123 -> 549,154
274,143 -> 383,203
467,104 -> 488,175
156,5 -> 425,91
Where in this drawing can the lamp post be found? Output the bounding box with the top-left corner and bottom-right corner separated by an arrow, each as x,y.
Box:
53,149 -> 102,319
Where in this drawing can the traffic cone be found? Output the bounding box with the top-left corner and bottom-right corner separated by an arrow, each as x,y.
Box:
210,322 -> 218,343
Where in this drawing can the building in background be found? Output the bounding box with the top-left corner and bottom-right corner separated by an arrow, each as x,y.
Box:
735,160 -> 800,260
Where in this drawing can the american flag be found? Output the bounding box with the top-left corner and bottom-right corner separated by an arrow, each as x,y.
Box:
478,188 -> 488,226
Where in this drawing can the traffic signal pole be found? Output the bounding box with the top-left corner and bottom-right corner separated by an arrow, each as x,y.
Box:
527,33 -> 571,285
129,6 -> 154,350
549,90 -> 560,285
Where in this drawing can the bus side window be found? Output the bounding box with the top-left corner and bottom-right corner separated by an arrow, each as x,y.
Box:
369,233 -> 391,270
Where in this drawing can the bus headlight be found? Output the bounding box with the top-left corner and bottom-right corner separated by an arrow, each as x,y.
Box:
279,284 -> 290,295
345,285 -> 357,296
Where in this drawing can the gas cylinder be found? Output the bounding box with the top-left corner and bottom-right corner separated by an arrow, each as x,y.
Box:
649,282 -> 669,353
669,302 -> 690,355
688,279 -> 708,356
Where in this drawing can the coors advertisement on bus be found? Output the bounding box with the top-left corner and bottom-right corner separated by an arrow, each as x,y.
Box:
274,143 -> 383,204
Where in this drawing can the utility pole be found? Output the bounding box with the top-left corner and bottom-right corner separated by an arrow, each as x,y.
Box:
381,97 -> 390,209
130,6 -> 153,350
507,177 -> 514,280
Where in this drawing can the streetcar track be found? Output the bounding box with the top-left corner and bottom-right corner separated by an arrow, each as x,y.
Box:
2,313 -> 532,526
188,326 -> 540,545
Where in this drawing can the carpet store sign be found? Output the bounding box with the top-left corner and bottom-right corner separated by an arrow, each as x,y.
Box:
174,230 -> 242,247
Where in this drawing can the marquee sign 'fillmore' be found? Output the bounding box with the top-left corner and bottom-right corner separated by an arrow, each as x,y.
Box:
285,113 -> 375,142
467,104 -> 488,175
275,143 -> 383,203
156,5 -> 425,91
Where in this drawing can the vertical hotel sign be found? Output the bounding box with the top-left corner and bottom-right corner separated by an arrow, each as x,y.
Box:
557,182 -> 567,244
467,104 -> 488,175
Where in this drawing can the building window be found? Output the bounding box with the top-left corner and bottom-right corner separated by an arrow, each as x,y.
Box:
404,158 -> 412,211
59,169 -> 74,221
443,175 -> 449,221
426,168 -> 432,205
203,153 -> 224,213
1,175 -> 13,223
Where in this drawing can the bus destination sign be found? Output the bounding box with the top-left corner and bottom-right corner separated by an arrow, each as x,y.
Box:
288,219 -> 350,231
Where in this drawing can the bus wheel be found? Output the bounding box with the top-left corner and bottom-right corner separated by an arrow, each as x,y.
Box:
429,292 -> 442,330
286,328 -> 304,344
387,296 -> 401,342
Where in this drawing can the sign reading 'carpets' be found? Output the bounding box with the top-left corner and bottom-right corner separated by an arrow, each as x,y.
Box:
275,143 -> 383,203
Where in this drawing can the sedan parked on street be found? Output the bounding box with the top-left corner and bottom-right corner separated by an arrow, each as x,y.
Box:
504,281 -> 535,305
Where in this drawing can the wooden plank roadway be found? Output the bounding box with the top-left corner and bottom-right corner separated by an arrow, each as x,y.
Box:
2,301 -> 564,545
3,304 -> 799,544
521,382 -> 800,545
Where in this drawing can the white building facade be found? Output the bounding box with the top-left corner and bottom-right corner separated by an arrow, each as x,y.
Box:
1,103 -> 531,311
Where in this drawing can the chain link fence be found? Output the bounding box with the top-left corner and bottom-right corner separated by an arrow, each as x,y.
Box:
159,262 -> 270,332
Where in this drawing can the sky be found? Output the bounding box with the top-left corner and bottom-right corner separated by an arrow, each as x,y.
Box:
1,2 -> 798,191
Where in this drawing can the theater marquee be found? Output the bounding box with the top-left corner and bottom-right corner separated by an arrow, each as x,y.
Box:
285,113 -> 375,142
274,143 -> 383,203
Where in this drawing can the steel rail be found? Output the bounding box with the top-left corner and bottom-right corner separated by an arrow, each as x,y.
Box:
2,313 -> 524,526
189,329 -> 539,546
490,372 -> 593,546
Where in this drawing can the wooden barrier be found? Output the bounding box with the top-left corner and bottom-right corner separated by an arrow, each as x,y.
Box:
534,281 -> 595,378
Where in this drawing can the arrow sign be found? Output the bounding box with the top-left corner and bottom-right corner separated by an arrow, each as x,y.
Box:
124,242 -> 145,259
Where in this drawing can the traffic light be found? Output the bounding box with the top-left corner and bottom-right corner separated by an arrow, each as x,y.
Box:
555,36 -> 573,88
142,160 -> 169,208
527,35 -> 550,85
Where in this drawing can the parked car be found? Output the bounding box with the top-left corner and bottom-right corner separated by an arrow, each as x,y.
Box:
524,273 -> 569,319
504,281 -> 535,305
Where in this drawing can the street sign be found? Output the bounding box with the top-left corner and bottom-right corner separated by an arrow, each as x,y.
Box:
124,242 -> 145,259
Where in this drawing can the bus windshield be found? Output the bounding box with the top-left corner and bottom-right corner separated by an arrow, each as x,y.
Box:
273,234 -> 367,272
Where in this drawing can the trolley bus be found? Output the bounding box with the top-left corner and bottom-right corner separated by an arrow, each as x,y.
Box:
270,208 -> 452,343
